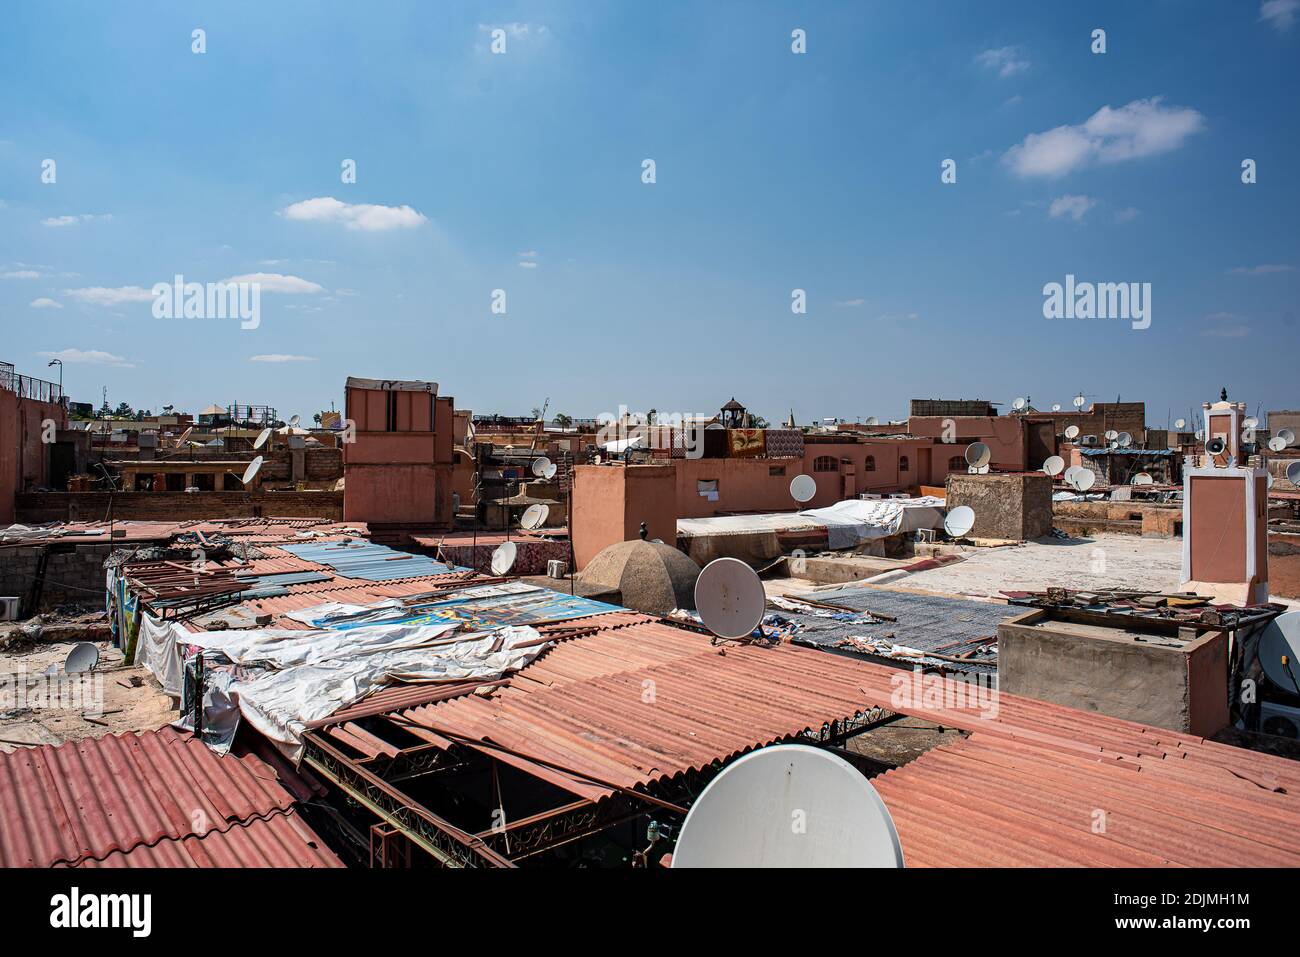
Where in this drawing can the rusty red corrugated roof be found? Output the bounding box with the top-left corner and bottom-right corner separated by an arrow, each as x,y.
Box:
0,727 -> 328,868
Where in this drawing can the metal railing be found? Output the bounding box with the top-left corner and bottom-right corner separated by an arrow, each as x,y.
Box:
0,362 -> 64,403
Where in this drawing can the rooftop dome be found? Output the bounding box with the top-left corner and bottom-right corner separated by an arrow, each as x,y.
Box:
577,539 -> 701,615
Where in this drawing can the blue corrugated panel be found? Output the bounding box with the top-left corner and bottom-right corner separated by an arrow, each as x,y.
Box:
279,540 -> 468,581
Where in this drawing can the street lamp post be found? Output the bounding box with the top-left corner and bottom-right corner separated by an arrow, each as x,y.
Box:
46,358 -> 63,403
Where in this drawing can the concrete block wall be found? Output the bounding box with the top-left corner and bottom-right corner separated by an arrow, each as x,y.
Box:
0,542 -> 116,613
945,472 -> 1053,540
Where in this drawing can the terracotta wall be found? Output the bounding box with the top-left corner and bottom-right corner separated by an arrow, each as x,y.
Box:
1,390 -> 67,524
16,490 -> 343,523
571,465 -> 676,569
906,416 -> 1028,471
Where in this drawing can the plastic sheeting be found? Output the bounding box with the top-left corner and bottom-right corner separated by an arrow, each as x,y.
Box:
139,614 -> 187,697
798,496 -> 946,549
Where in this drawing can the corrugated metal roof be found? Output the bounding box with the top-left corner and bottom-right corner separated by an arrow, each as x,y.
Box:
386,627 -> 1300,865
64,809 -> 341,869
280,540 -> 468,580
0,728 -> 318,868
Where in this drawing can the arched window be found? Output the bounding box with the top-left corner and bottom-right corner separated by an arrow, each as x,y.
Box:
948,456 -> 965,471
813,455 -> 838,473
899,455 -> 910,472
865,455 -> 876,472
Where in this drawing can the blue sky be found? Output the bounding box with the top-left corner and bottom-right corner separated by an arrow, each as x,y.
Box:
1,1 -> 1296,427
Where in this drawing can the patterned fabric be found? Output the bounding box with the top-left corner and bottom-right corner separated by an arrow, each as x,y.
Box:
728,429 -> 766,458
764,428 -> 805,459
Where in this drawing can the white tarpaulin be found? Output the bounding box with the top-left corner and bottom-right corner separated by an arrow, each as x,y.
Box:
140,616 -> 549,760
798,496 -> 946,549
139,614 -> 188,698
677,496 -> 946,551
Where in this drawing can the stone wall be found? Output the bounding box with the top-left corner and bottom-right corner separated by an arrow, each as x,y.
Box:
15,490 -> 343,523
0,542 -> 117,613
944,472 -> 1053,540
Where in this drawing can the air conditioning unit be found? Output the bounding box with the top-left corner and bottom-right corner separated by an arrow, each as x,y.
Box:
1260,701 -> 1300,739
1080,435 -> 1100,447
888,492 -> 909,499
0,597 -> 20,621
859,493 -> 882,500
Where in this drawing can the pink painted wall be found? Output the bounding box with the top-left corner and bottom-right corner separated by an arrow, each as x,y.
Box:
906,416 -> 1028,471
1,390 -> 66,524
571,464 -> 676,569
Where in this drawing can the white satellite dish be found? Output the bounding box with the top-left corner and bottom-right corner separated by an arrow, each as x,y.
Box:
975,464 -> 990,474
865,416 -> 878,426
1133,472 -> 1154,486
490,541 -> 517,576
1117,432 -> 1132,448
1174,418 -> 1186,430
1042,455 -> 1065,477
1072,393 -> 1086,409
520,504 -> 549,530
695,557 -> 766,640
789,474 -> 816,503
1063,465 -> 1082,484
1279,428 -> 1297,447
253,427 -> 272,450
240,456 -> 264,485
542,462 -> 558,480
1195,428 -> 1205,442
1244,416 -> 1259,430
671,745 -> 904,869
1105,430 -> 1118,442
964,443 -> 991,468
943,505 -> 975,537
1269,436 -> 1287,452
1258,612 -> 1300,694
1051,403 -> 1061,412
531,456 -> 552,478
64,642 -> 100,674
1012,396 -> 1026,411
1267,472 -> 1274,490
1108,440 -> 1120,450
174,426 -> 194,448
1069,469 -> 1096,492
1064,425 -> 1080,440
288,414 -> 301,428
1287,461 -> 1300,485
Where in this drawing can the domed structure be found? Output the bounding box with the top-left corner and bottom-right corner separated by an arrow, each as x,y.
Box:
577,539 -> 701,615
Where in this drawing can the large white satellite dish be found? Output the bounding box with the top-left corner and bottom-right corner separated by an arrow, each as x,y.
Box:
671,745 -> 904,869
174,426 -> 194,448
1269,436 -> 1287,452
1012,396 -> 1027,411
542,462 -> 558,480
253,427 -> 272,450
490,541 -> 517,576
288,414 -> 301,428
1279,428 -> 1297,447
695,557 -> 765,640
1174,418 -> 1186,430
240,456 -> 264,485
789,474 -> 816,503
1105,430 -> 1119,442
1117,431 -> 1132,448
1287,461 -> 1300,485
1042,455 -> 1065,478
943,505 -> 975,537
520,504 -> 549,530
1244,416 -> 1259,430
1069,469 -> 1096,492
1064,425 -> 1080,440
964,443 -> 991,468
1072,393 -> 1086,409
1063,465 -> 1082,484
531,456 -> 552,478
1132,472 -> 1154,486
1258,612 -> 1300,694
64,642 -> 100,674
865,416 -> 878,426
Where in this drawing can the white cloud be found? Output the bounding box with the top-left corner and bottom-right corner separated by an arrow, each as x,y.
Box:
479,22 -> 549,39
64,285 -> 154,305
38,348 -> 133,366
2,270 -> 40,279
1229,263 -> 1294,275
1048,194 -> 1096,222
1261,0 -> 1300,31
1004,97 -> 1205,177
222,272 -> 324,294
41,213 -> 111,227
833,298 -> 865,307
250,354 -> 317,363
281,196 -> 427,231
976,46 -> 1030,78
29,297 -> 62,309
1202,312 -> 1250,338
517,260 -> 539,269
